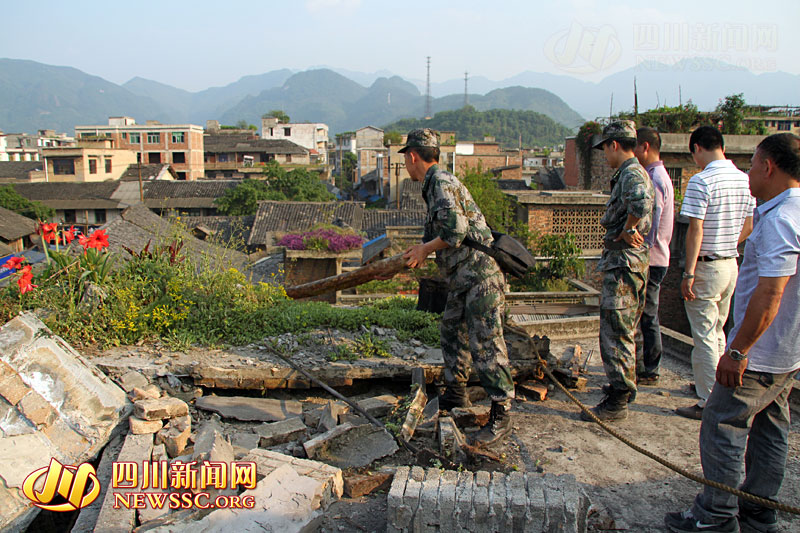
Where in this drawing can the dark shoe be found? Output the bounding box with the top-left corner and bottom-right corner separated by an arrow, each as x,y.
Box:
470,400 -> 512,445
601,383 -> 636,403
439,384 -> 471,411
664,510 -> 739,532
637,374 -> 659,386
739,505 -> 778,533
581,388 -> 630,421
675,404 -> 704,420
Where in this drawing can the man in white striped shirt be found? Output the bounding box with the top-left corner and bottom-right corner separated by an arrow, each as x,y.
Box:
677,126 -> 755,420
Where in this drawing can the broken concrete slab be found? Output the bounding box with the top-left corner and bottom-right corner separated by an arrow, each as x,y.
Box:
129,384 -> 161,401
303,422 -> 399,469
356,394 -> 400,418
419,396 -> 440,428
117,370 -> 149,392
133,397 -> 189,421
439,416 -> 468,465
387,468 -> 590,533
71,434 -> 124,533
450,405 -> 490,428
0,313 -> 130,532
318,399 -> 348,432
193,416 -> 233,463
242,448 -> 343,506
343,471 -> 393,498
155,415 -> 191,458
195,395 -> 302,422
129,416 -> 164,435
255,417 -> 308,448
231,432 -> 261,451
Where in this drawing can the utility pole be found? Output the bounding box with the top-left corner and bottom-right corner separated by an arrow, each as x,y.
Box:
634,77 -> 639,118
425,56 -> 432,120
464,71 -> 469,108
679,85 -> 682,107
609,93 -> 614,120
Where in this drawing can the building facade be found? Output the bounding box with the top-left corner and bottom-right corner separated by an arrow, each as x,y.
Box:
261,117 -> 328,164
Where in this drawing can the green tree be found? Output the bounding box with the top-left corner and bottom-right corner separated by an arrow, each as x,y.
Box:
263,110 -> 290,123
716,93 -> 747,135
617,101 -> 700,133
235,119 -> 248,130
0,185 -> 54,220
337,152 -> 357,193
215,161 -> 334,215
383,131 -> 402,145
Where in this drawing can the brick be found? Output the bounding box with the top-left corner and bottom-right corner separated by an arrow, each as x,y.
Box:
129,385 -> 160,401
343,471 -> 393,498
439,416 -> 468,465
524,473 -> 546,533
450,405 -> 490,428
416,468 -> 441,531
401,466 -> 425,531
387,466 -> 410,533
17,390 -> 57,427
437,469 -> 459,530
472,470 -> 491,531
518,381 -> 548,401
133,397 -> 188,421
453,471 -> 474,529
155,415 -> 191,457
0,363 -> 29,405
489,472 -> 508,531
129,416 -> 163,435
255,417 -> 308,448
508,470 -> 528,533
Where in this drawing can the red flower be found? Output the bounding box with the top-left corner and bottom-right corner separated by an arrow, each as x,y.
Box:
62,226 -> 76,245
17,265 -> 36,294
36,221 -> 58,243
2,256 -> 24,271
81,229 -> 109,250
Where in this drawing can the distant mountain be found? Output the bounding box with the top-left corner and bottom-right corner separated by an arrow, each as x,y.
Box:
220,69 -> 583,133
383,107 -> 573,148
0,58 -> 171,133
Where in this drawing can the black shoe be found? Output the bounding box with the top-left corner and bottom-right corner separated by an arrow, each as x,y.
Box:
601,383 -> 636,403
739,504 -> 778,533
470,400 -> 512,445
664,510 -> 739,532
581,388 -> 630,421
439,384 -> 472,411
675,404 -> 704,420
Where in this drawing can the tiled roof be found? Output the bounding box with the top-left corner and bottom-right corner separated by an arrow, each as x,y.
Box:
495,179 -> 532,191
361,209 -> 426,240
399,179 -> 425,210
141,180 -> 239,209
0,161 -> 44,180
204,135 -> 308,155
0,206 -> 37,241
179,215 -> 255,249
120,164 -> 177,181
248,201 -> 364,246
13,182 -> 124,209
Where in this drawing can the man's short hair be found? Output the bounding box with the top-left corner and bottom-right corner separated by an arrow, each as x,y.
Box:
409,146 -> 440,163
689,125 -> 724,153
757,133 -> 800,180
610,138 -> 637,152
636,127 -> 661,152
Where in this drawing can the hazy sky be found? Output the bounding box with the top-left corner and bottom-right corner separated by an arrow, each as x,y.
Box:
2,0 -> 797,91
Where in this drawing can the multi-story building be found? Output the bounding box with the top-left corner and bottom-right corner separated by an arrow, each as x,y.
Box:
0,130 -> 74,162
39,139 -> 138,183
261,117 -> 328,164
744,106 -> 800,135
204,134 -> 310,179
75,117 -> 205,180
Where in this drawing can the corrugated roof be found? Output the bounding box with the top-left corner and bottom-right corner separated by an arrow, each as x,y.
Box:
248,201 -> 364,246
0,206 -> 37,241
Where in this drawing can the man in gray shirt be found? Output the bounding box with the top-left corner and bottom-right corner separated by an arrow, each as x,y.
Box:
665,133 -> 800,533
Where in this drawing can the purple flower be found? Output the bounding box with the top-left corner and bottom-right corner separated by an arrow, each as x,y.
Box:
277,227 -> 364,252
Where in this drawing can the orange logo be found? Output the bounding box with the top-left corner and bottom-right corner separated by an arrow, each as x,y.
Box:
22,458 -> 101,511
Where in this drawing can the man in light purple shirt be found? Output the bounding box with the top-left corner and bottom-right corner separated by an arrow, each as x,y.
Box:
634,127 -> 674,384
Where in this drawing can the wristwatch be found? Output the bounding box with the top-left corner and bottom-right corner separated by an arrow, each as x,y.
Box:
625,228 -> 637,235
728,348 -> 748,361
682,272 -> 695,279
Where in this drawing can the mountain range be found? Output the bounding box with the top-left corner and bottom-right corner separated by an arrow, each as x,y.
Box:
1,57 -> 797,138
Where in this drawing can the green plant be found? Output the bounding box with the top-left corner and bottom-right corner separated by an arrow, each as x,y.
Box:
328,344 -> 357,362
511,232 -> 585,292
355,332 -> 391,358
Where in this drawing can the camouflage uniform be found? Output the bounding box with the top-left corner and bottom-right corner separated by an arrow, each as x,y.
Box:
597,156 -> 654,393
422,163 -> 515,401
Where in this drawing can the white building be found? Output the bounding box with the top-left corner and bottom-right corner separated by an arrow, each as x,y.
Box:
261,117 -> 328,164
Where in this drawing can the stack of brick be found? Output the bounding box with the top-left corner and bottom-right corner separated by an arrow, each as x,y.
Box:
387,466 -> 589,533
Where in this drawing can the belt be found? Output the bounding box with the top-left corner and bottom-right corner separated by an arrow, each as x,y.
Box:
697,256 -> 734,262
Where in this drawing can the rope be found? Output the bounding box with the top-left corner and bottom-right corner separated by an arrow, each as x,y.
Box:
535,349 -> 800,515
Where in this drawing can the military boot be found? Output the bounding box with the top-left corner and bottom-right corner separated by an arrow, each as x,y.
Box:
581,388 -> 630,422
470,400 -> 512,446
438,383 -> 471,411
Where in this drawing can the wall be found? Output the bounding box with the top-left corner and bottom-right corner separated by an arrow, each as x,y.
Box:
262,120 -> 328,163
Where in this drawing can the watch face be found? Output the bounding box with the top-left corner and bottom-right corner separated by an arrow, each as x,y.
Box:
729,349 -> 746,360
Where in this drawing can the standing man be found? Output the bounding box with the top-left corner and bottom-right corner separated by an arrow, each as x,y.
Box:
583,120 -> 654,421
634,127 -> 674,384
665,134 -> 800,533
400,128 -> 515,445
677,126 -> 755,420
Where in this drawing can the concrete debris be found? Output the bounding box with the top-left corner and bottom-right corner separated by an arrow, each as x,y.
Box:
71,434 -> 124,533
155,415 -> 191,457
338,412 -> 368,426
400,385 -> 428,442
255,417 -> 308,448
356,394 -> 400,418
129,416 -> 164,435
129,384 -> 162,401
152,443 -> 168,462
118,370 -> 150,392
449,405 -> 490,428
242,448 -> 343,506
420,396 -> 440,427
192,415 -> 233,464
303,422 -> 399,469
0,313 -> 130,532
387,466 -> 589,533
343,471 -> 394,498
231,432 -> 261,451
318,399 -> 348,432
439,416 -> 469,465
195,395 -> 302,422
134,397 -> 189,421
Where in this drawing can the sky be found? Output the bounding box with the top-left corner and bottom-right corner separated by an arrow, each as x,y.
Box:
1,0 -> 797,92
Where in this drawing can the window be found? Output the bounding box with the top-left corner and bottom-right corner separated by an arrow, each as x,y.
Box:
218,153 -> 229,163
171,132 -> 185,144
286,154 -> 292,163
129,132 -> 141,143
666,167 -> 682,194
147,132 -> 160,144
64,210 -> 76,223
177,172 -> 187,180
122,132 -> 127,139
88,159 -> 98,174
778,121 -> 791,131
53,158 -> 75,175
172,152 -> 186,164
94,210 -> 106,224
284,127 -> 291,136
148,152 -> 161,164
105,158 -> 112,173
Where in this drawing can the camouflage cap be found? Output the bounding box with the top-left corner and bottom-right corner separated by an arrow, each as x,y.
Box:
592,120 -> 637,150
398,128 -> 440,153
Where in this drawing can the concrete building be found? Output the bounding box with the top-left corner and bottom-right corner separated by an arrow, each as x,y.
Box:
0,130 -> 74,162
261,117 -> 328,164
75,117 -> 205,180
744,106 -> 800,136
204,134 -> 310,178
38,139 -> 139,183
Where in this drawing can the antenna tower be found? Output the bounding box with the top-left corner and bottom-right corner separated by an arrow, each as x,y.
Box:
425,56 -> 432,119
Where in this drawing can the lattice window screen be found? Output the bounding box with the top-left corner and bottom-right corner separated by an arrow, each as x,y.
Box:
550,207 -> 605,251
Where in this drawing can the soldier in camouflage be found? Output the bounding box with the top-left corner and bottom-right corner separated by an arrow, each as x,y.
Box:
584,120 -> 654,421
399,128 -> 515,445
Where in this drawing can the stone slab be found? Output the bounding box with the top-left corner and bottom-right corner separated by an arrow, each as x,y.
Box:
133,397 -> 188,421
129,416 -> 164,435
356,394 -> 400,418
195,395 -> 302,422
303,422 -> 399,469
242,448 -> 343,506
255,417 -> 308,447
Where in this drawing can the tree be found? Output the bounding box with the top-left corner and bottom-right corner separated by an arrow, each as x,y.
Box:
458,164 -> 531,244
615,101 -> 700,133
716,93 -> 747,135
0,185 -> 54,220
263,110 -> 290,123
383,131 -> 402,146
337,152 -> 358,193
215,161 -> 334,215
235,119 -> 248,130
